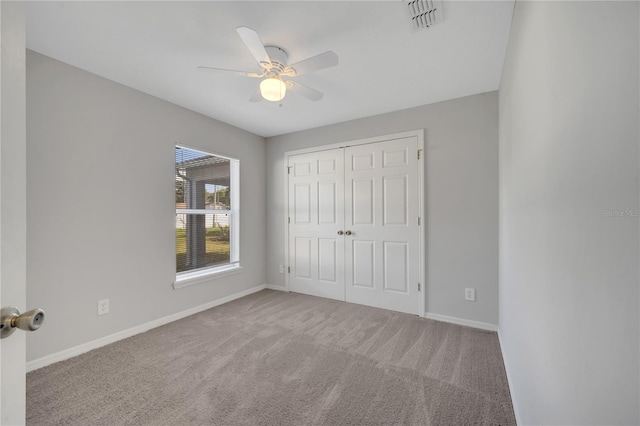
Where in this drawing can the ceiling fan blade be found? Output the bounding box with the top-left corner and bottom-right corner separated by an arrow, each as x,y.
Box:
236,26 -> 272,68
197,66 -> 262,78
286,51 -> 338,76
287,80 -> 324,102
249,88 -> 263,103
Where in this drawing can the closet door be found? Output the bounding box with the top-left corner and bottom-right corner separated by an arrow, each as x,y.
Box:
288,149 -> 345,300
344,137 -> 420,315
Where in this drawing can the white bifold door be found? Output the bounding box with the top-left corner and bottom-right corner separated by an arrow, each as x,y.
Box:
288,148 -> 345,301
288,136 -> 421,315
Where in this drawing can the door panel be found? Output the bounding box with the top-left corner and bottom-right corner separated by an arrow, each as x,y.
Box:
383,242 -> 409,293
344,137 -> 420,314
294,237 -> 312,278
288,149 -> 345,300
383,175 -> 408,225
318,182 -> 336,224
352,240 -> 375,288
318,238 -> 337,282
293,160 -> 312,176
383,147 -> 409,168
293,184 -> 311,224
352,178 -> 374,225
352,153 -> 374,170
318,158 -> 337,174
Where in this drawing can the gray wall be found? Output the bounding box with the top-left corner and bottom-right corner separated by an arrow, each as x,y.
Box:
266,92 -> 499,325
26,51 -> 266,361
499,2 -> 639,424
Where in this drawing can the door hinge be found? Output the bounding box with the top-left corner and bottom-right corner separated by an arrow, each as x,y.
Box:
287,166 -> 292,174
288,217 -> 291,224
417,217 -> 420,225
288,266 -> 291,273
417,149 -> 422,160
418,283 -> 421,292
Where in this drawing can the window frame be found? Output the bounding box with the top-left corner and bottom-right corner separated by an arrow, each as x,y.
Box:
174,144 -> 240,289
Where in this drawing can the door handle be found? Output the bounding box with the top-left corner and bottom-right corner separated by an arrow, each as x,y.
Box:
337,230 -> 344,235
345,230 -> 352,235
1,307 -> 45,339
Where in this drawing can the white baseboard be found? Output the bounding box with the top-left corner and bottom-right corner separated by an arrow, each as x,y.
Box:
498,329 -> 522,426
27,284 -> 267,372
424,312 -> 498,332
265,284 -> 288,292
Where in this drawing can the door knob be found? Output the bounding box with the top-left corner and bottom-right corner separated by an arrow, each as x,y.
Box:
1,307 -> 45,339
345,230 -> 352,235
337,230 -> 344,235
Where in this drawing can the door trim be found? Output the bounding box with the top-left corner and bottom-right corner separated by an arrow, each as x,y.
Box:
283,130 -> 426,317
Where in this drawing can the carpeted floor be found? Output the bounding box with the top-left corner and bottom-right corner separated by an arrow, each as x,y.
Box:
27,290 -> 515,425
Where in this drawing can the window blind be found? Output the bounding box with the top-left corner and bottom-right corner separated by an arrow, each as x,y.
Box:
175,146 -> 237,274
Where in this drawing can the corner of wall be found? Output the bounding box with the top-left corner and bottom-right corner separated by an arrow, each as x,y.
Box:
497,328 -> 522,425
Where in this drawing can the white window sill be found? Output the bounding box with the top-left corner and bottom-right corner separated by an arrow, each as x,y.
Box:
173,264 -> 242,289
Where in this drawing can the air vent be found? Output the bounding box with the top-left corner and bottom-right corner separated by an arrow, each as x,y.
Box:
408,0 -> 443,29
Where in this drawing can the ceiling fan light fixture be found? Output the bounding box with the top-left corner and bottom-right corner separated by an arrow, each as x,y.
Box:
260,77 -> 286,101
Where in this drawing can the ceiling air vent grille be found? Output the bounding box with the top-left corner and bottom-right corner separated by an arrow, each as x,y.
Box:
408,0 -> 443,29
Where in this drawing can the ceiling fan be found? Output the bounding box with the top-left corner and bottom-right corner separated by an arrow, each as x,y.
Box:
198,27 -> 339,103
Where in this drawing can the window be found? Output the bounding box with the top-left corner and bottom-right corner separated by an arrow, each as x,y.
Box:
175,146 -> 239,284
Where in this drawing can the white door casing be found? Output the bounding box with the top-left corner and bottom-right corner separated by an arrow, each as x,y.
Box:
286,133 -> 423,315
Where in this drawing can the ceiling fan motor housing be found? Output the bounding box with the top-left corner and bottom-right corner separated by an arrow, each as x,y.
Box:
264,46 -> 288,74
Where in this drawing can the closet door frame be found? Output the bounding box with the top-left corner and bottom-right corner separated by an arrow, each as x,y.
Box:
283,130 -> 426,317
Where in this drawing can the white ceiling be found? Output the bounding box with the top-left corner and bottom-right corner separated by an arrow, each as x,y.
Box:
26,1 -> 514,138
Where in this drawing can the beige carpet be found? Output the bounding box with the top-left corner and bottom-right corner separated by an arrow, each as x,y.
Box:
27,290 -> 515,425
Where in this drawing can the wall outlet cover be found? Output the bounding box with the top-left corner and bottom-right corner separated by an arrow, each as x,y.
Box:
98,299 -> 110,315
464,288 -> 475,301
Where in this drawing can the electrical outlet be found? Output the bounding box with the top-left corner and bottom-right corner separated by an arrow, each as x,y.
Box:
279,264 -> 285,274
464,288 -> 475,301
98,299 -> 110,315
